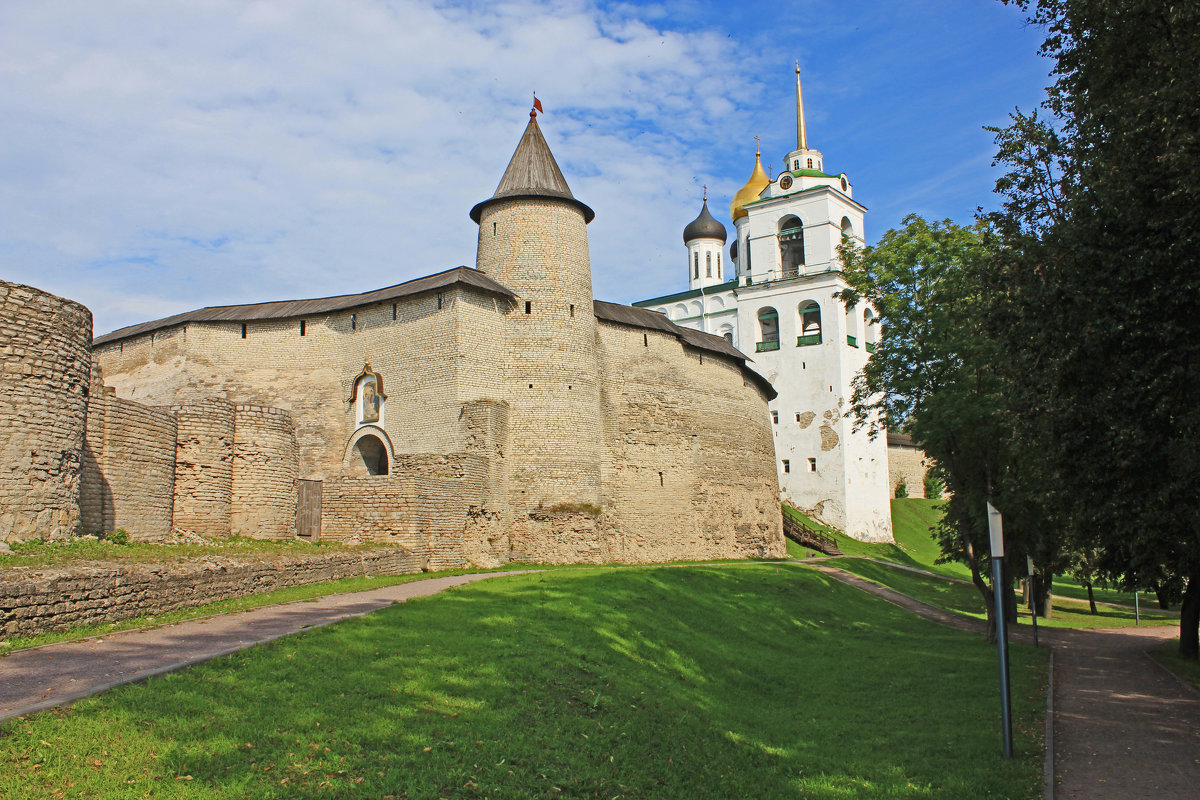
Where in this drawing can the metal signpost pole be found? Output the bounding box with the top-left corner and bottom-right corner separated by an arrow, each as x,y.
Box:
1026,554 -> 1039,647
988,501 -> 1014,760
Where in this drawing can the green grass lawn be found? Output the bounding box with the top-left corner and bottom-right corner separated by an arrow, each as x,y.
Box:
823,558 -> 1178,630
1149,639 -> 1200,693
885,500 -> 1152,609
1,565 -> 1047,799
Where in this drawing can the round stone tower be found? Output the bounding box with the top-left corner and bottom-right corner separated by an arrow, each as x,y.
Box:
470,111 -> 604,517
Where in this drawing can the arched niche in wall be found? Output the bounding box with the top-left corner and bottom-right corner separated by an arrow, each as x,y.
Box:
342,425 -> 396,477
348,362 -> 387,430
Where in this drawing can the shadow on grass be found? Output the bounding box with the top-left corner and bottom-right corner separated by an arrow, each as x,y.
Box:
1,566 -> 1045,799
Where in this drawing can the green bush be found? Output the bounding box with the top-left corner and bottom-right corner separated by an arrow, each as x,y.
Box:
894,476 -> 909,498
923,473 -> 945,499
102,529 -> 131,546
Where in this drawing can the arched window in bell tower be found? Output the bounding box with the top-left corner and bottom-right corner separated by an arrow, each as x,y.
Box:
778,215 -> 804,279
756,307 -> 780,352
693,251 -> 699,280
705,251 -> 712,277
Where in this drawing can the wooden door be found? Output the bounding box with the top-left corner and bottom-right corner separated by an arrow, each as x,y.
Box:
296,479 -> 322,540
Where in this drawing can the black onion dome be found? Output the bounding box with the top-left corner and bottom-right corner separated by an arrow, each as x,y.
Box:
682,199 -> 727,243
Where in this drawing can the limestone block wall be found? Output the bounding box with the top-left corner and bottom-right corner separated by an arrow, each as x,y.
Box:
474,199 -> 605,512
231,405 -> 299,539
589,321 -> 785,563
93,286 -> 491,479
321,458 -> 489,570
171,401 -> 235,537
0,548 -> 423,637
79,391 -> 177,539
0,281 -> 92,541
887,438 -> 930,498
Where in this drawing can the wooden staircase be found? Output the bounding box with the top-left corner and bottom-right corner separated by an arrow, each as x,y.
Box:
782,510 -> 843,556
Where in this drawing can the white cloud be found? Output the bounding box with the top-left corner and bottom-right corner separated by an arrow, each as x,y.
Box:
0,0 -> 771,333
0,0 -> 1053,334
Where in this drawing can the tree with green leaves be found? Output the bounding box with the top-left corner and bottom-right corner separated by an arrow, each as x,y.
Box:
989,0 -> 1200,658
838,217 -> 1045,640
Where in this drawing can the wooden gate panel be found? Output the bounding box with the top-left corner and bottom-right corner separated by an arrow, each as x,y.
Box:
296,479 -> 322,540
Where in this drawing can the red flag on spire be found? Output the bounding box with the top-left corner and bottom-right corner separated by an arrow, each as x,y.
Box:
533,95 -> 543,115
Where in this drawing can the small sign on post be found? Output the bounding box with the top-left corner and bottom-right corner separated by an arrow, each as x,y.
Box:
1026,554 -> 1039,647
987,500 -> 1014,760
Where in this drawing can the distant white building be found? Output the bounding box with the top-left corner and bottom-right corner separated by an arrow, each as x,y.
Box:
636,68 -> 893,542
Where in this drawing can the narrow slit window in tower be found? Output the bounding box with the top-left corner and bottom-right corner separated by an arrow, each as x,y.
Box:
706,252 -> 712,277
783,459 -> 790,473
300,320 -> 306,336
570,304 -> 575,318
525,301 -> 532,314
351,314 -> 357,331
241,323 -> 247,339
392,303 -> 397,320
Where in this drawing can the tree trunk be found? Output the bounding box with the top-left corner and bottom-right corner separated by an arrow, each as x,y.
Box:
1155,586 -> 1171,610
1034,571 -> 1054,619
1004,577 -> 1020,624
972,560 -> 996,643
1180,568 -> 1200,661
1086,582 -> 1097,615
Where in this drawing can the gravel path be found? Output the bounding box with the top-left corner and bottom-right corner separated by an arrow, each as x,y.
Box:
811,564 -> 1200,799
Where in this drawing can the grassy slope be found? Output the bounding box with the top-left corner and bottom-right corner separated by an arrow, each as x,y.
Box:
0,566 -> 1047,799
1149,640 -> 1200,692
790,501 -> 1175,629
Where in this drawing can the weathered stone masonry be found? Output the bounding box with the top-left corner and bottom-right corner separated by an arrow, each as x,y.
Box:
0,549 -> 424,637
3,116 -> 788,567
0,282 -> 91,540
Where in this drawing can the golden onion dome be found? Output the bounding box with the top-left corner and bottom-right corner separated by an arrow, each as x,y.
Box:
730,150 -> 770,222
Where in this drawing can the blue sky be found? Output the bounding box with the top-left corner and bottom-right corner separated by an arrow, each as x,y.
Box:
0,0 -> 1049,335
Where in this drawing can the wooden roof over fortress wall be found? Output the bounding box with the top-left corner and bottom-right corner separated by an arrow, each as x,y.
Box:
92,265 -> 775,400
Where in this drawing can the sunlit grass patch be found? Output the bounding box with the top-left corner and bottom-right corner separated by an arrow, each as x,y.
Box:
825,558 -> 1176,630
1,565 -> 1045,799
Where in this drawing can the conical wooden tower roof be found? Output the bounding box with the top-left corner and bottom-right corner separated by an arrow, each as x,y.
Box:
470,112 -> 595,223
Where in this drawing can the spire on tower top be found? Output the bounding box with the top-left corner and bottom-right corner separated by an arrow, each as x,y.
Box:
796,62 -> 808,151
469,110 -> 594,223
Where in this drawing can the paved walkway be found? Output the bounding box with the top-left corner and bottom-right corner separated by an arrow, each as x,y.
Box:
0,571 -> 531,722
812,564 -> 1200,800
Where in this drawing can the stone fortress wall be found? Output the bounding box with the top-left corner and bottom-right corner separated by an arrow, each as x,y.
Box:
886,433 -> 932,499
85,281 -> 784,564
1,117 -> 787,566
0,282 -> 91,540
80,390 -> 177,540
0,280 -> 302,545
